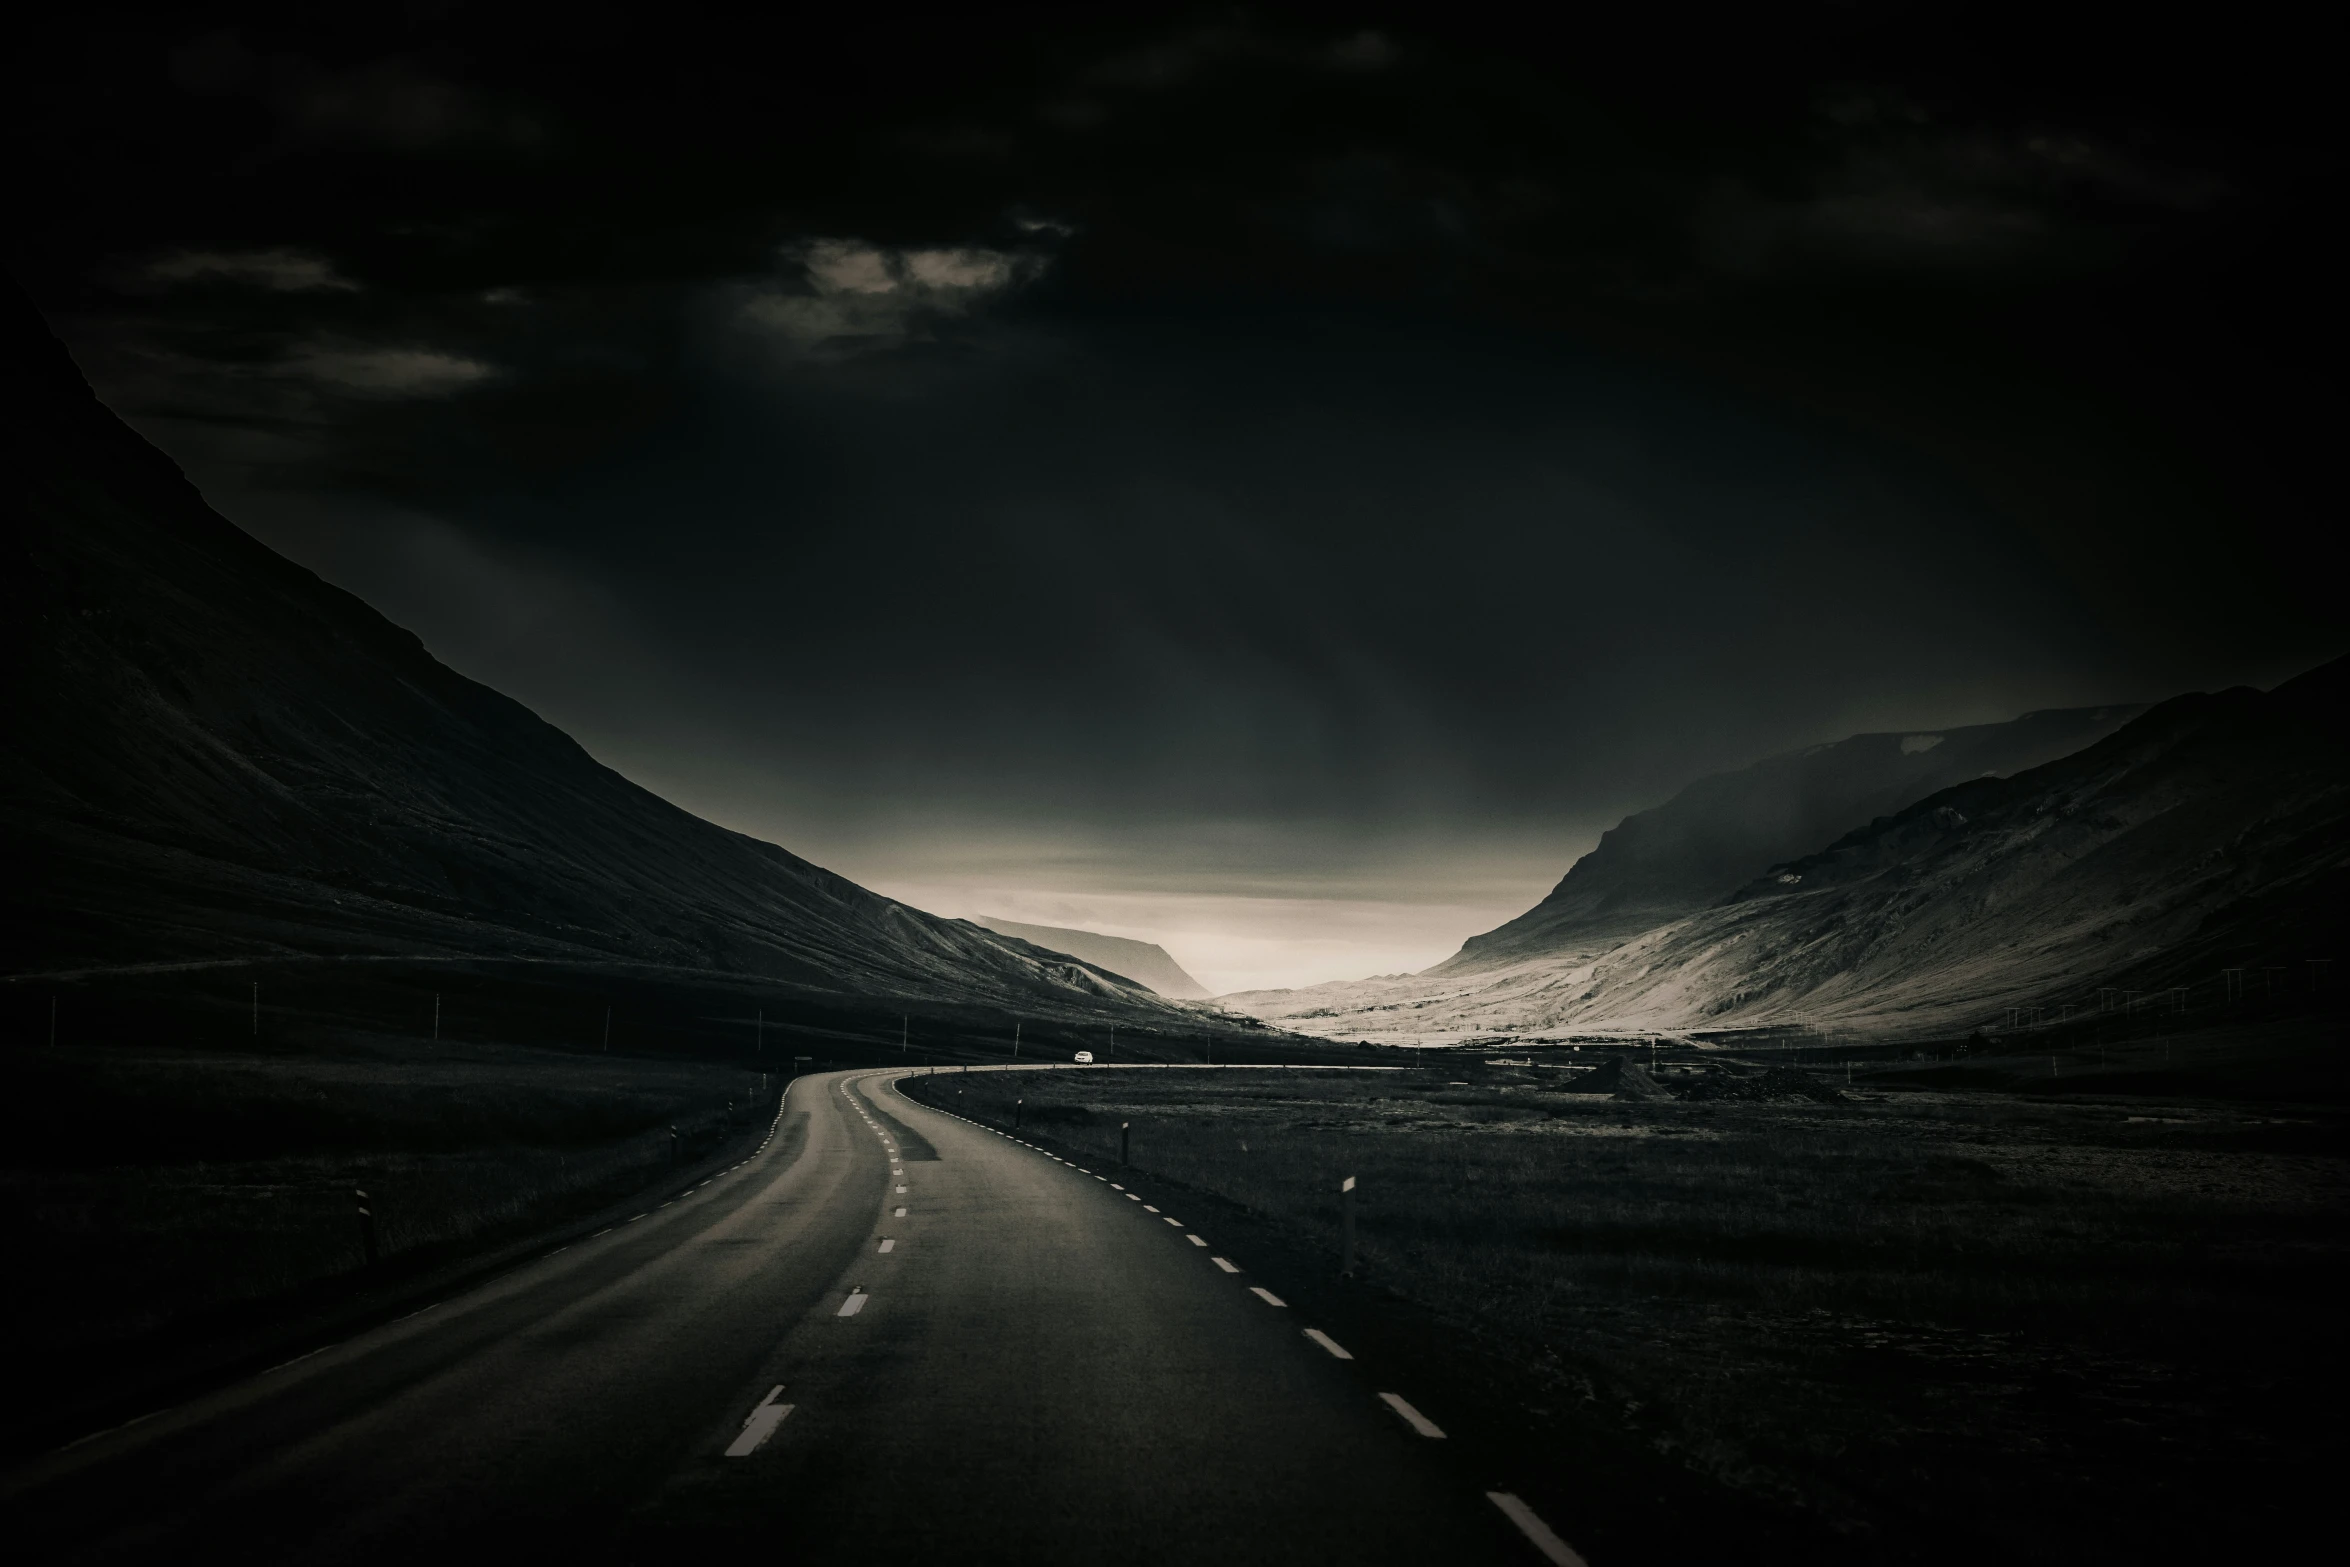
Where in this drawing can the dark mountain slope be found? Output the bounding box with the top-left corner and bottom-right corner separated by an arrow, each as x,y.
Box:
0,304 -> 1164,1013
1441,704 -> 2144,974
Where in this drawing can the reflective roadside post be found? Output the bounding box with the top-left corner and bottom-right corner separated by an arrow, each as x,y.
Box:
1015,1097 -> 1023,1134
356,1187 -> 379,1267
1120,1121 -> 1131,1166
1341,1174 -> 1357,1277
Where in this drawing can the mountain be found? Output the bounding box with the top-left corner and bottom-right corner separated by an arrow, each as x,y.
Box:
972,918 -> 1210,999
1226,661 -> 2346,1039
0,301 -> 1173,1016
1442,705 -> 2144,974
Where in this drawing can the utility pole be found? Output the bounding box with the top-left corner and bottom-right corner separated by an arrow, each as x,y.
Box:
1013,1021 -> 1021,1059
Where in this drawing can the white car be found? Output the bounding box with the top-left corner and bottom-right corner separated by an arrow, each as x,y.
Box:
1073,1050 -> 1095,1064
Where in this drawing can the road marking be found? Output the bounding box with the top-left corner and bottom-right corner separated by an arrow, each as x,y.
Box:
1163,1217 -> 1184,1227
627,1213 -> 647,1223
878,1238 -> 896,1253
725,1386 -> 795,1457
1126,1194 -> 1141,1202
1078,1168 -> 1090,1174
592,1227 -> 613,1238
1486,1494 -> 1586,1566
1142,1205 -> 1160,1212
1187,1234 -> 1207,1246
1250,1287 -> 1287,1307
896,1184 -> 907,1193
546,1246 -> 569,1257
1304,1329 -> 1354,1360
1378,1392 -> 1445,1438
1109,1183 -> 1124,1190
1211,1257 -> 1240,1273
894,1206 -> 907,1217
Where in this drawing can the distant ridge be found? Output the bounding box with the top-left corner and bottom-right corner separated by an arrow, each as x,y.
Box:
1442,704 -> 2145,973
973,919 -> 1210,1000
1219,659 -> 2347,1040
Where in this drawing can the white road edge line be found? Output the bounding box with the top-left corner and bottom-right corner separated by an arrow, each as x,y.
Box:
724,1386 -> 795,1457
1250,1286 -> 1287,1307
1211,1256 -> 1240,1272
1486,1493 -> 1588,1566
1378,1392 -> 1446,1438
1304,1328 -> 1353,1360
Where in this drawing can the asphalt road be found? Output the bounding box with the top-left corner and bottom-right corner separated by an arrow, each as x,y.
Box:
1,1068 -> 1578,1565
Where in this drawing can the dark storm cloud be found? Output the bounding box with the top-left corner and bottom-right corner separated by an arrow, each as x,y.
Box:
10,2 -> 2339,986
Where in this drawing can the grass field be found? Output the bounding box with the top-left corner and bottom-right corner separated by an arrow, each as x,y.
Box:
0,1034 -> 769,1381
907,1060 -> 2347,1563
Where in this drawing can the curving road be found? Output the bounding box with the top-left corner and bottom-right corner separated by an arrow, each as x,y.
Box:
2,1068 -> 1579,1565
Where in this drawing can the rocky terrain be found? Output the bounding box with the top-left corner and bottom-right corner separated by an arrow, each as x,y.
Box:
0,302 -> 1180,1022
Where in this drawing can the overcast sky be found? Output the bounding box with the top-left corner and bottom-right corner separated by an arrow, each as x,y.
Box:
13,3 -> 2339,991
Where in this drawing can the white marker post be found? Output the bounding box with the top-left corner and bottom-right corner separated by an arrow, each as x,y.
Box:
1341,1174 -> 1357,1277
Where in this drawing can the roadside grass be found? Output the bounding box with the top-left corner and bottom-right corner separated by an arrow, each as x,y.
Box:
0,1039 -> 767,1363
912,1067 -> 2348,1561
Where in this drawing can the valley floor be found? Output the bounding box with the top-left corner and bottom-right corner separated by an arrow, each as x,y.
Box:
906,1059 -> 2347,1565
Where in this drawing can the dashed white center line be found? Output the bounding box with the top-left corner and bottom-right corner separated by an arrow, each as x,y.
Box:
1211,1257 -> 1240,1273
1109,1183 -> 1124,1190
894,1206 -> 907,1217
1163,1217 -> 1183,1227
1486,1494 -> 1587,1565
1304,1329 -> 1354,1360
1186,1234 -> 1207,1246
1125,1194 -> 1141,1202
1378,1392 -> 1446,1438
895,1184 -> 908,1193
724,1385 -> 795,1457
1142,1205 -> 1159,1213
1250,1287 -> 1287,1308
878,1238 -> 896,1253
